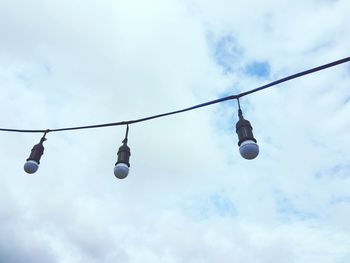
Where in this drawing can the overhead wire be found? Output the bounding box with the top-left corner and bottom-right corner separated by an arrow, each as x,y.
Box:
1,56 -> 350,134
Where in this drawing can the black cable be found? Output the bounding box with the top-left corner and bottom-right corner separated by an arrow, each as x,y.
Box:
237,56 -> 350,98
237,98 -> 241,110
1,56 -> 349,134
0,95 -> 237,133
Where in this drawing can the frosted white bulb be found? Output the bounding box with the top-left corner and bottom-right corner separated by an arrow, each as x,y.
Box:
24,160 -> 39,174
239,140 -> 259,160
114,163 -> 129,179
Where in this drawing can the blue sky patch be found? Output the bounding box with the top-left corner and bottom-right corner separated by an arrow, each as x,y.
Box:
212,34 -> 270,79
244,61 -> 270,78
330,196 -> 350,205
274,191 -> 317,221
181,192 -> 237,220
209,193 -> 237,217
315,164 -> 350,179
213,35 -> 243,74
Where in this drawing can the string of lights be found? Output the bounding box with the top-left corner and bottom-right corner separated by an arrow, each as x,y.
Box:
2,56 -> 350,178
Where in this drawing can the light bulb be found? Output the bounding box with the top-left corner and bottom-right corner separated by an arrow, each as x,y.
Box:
114,163 -> 129,179
114,132 -> 131,180
24,136 -> 46,174
239,140 -> 259,160
24,160 -> 39,174
235,107 -> 259,160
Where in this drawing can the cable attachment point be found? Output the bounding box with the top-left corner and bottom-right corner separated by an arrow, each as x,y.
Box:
237,98 -> 243,119
40,129 -> 50,142
122,124 -> 129,144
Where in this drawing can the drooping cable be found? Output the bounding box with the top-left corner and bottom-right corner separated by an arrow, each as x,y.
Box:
0,56 -> 349,134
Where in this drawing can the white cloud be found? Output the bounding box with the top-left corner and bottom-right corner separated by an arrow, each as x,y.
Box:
1,0 -> 350,262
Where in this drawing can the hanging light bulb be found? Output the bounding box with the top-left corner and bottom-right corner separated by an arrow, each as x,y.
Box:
24,132 -> 48,174
235,100 -> 259,160
114,125 -> 131,179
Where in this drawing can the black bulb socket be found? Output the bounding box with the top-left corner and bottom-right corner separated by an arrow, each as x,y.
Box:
235,109 -> 257,146
26,138 -> 46,164
115,140 -> 131,167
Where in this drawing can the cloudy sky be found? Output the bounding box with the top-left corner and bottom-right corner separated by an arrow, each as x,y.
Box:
1,0 -> 350,262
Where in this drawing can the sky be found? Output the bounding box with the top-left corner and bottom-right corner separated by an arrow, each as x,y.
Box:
0,0 -> 350,262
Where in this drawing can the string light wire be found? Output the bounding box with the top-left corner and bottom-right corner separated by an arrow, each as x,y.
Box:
1,56 -> 349,134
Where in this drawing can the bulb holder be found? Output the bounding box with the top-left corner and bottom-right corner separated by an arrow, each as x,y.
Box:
236,111 -> 257,146
116,141 -> 131,167
114,139 -> 131,179
236,109 -> 259,159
